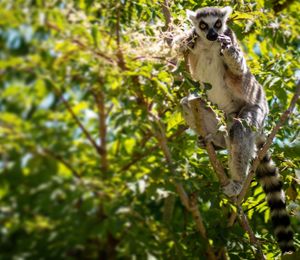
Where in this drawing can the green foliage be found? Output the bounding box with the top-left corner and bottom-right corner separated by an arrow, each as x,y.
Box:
0,0 -> 299,259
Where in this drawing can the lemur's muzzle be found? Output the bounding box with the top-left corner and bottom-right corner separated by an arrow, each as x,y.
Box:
206,28 -> 218,41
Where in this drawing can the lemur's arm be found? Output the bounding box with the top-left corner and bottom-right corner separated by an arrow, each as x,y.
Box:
219,28 -> 247,76
218,28 -> 265,106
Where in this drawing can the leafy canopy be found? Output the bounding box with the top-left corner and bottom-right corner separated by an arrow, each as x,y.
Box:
0,0 -> 299,259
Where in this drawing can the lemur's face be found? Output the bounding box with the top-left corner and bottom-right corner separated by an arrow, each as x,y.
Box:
186,6 -> 232,42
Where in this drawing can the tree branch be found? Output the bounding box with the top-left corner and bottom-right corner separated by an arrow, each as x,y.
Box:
115,6 -> 127,70
161,0 -> 173,35
153,119 -> 217,260
238,207 -> 266,260
42,148 -> 81,178
228,82 -> 300,226
188,97 -> 229,186
52,85 -> 103,156
93,87 -> 109,173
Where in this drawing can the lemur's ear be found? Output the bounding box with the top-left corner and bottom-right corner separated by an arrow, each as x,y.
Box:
221,6 -> 232,19
186,9 -> 197,24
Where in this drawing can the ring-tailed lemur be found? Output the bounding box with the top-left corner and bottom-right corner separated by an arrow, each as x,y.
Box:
177,6 -> 295,253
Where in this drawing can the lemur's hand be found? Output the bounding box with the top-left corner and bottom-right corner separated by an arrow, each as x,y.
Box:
217,34 -> 233,56
218,34 -> 232,47
218,35 -> 245,74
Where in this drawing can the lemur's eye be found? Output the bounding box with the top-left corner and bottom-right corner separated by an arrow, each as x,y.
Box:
199,21 -> 208,30
214,19 -> 222,29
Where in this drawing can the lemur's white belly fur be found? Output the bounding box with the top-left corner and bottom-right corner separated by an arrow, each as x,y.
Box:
189,42 -> 236,114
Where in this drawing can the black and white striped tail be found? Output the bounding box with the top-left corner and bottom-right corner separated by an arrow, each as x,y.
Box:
256,152 -> 295,254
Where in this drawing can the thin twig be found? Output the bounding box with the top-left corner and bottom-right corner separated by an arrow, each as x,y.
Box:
153,119 -> 216,260
52,86 -> 103,155
238,207 -> 266,260
93,87 -> 108,173
228,82 -> 300,226
161,0 -> 173,34
116,7 -> 127,70
42,148 -> 81,178
244,199 -> 266,213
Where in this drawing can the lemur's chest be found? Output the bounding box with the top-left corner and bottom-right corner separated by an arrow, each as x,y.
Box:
189,42 -> 236,113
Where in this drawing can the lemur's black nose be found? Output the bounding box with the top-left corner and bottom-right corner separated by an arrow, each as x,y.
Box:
206,28 -> 218,41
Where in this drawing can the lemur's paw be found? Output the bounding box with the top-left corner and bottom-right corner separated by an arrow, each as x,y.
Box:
218,34 -> 231,44
218,35 -> 232,50
218,35 -> 239,58
222,180 -> 242,197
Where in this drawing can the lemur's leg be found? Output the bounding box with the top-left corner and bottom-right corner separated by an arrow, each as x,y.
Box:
180,97 -> 226,149
223,105 -> 265,197
218,35 -> 247,76
223,121 -> 255,197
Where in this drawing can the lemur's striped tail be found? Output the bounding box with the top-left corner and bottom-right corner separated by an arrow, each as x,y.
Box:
256,152 -> 295,254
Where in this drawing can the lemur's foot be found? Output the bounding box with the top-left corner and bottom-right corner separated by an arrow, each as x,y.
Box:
223,180 -> 242,197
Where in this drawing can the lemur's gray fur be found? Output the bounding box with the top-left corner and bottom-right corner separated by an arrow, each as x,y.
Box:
177,6 -> 294,253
